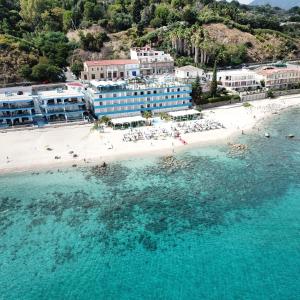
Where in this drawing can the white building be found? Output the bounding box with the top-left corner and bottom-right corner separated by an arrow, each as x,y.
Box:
38,89 -> 87,122
175,65 -> 206,83
207,69 -> 261,91
85,78 -> 192,119
130,45 -> 174,76
0,92 -> 36,127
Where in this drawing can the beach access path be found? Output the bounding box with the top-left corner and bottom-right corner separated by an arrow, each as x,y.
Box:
1,94 -> 300,173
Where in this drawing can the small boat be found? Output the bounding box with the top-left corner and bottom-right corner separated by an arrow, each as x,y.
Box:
265,133 -> 270,138
287,134 -> 295,139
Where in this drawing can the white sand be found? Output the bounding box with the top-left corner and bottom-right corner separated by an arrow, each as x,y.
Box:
1,94 -> 300,174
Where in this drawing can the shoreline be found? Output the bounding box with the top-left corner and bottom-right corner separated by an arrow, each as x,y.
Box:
1,94 -> 300,175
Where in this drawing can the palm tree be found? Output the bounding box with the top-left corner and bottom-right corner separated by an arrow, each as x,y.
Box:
142,111 -> 153,125
91,116 -> 111,131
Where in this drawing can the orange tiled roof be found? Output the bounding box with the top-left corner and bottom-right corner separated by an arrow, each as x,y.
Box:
85,59 -> 139,67
257,67 -> 300,76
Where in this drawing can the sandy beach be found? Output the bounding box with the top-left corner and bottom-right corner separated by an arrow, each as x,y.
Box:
1,94 -> 300,174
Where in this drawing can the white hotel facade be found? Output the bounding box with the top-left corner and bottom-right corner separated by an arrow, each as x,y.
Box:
85,79 -> 192,119
0,92 -> 36,127
38,89 -> 86,122
207,69 -> 261,91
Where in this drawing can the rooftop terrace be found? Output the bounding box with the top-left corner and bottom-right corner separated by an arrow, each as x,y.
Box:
0,92 -> 33,103
38,89 -> 84,99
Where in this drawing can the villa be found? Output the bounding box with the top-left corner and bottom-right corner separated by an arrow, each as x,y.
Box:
84,77 -> 192,119
130,45 -> 174,76
0,92 -> 37,127
81,59 -> 140,81
207,69 -> 261,91
255,66 -> 300,89
38,89 -> 87,122
175,65 -> 206,84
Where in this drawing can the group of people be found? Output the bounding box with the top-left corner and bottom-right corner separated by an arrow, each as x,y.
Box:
122,119 -> 225,142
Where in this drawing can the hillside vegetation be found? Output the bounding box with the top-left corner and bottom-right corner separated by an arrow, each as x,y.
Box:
1,0 -> 300,84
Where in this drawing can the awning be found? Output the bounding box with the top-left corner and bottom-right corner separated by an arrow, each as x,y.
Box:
168,109 -> 201,117
111,116 -> 146,125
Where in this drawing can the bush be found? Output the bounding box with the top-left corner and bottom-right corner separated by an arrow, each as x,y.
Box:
243,102 -> 252,107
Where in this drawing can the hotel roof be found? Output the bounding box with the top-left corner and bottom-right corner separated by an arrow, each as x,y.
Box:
256,67 -> 300,76
0,92 -> 33,103
38,89 -> 84,99
90,80 -> 127,88
176,65 -> 203,72
85,59 -> 139,67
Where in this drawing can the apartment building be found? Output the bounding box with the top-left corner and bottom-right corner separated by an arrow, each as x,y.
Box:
255,66 -> 300,89
81,59 -> 140,81
0,92 -> 36,127
207,69 -> 261,91
85,78 -> 192,119
130,45 -> 174,76
38,89 -> 86,122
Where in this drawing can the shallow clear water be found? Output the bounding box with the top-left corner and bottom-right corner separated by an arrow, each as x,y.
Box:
1,108 -> 300,300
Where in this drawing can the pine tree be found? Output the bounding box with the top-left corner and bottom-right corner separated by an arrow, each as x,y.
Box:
210,60 -> 218,98
191,75 -> 202,105
132,0 -> 142,24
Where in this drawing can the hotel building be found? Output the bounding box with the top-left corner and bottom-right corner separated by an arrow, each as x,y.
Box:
38,89 -> 86,122
81,59 -> 140,81
130,46 -> 174,76
207,69 -> 261,91
0,92 -> 36,127
85,78 -> 192,119
255,66 -> 300,89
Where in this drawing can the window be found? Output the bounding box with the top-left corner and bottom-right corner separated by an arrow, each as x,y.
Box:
147,104 -> 150,108
141,92 -> 144,95
153,90 -> 157,94
134,92 -> 138,96
99,102 -> 103,105
120,72 -> 124,78
159,103 -> 162,107
91,74 -> 95,79
147,91 -> 151,94
100,73 -> 104,79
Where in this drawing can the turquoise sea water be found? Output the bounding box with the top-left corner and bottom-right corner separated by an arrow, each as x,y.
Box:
1,108 -> 300,300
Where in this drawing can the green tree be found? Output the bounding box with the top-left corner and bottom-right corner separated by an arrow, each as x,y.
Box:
34,31 -> 72,68
132,0 -> 142,24
20,0 -> 47,27
31,63 -> 65,82
19,64 -> 32,80
210,60 -> 218,98
191,76 -> 203,105
63,10 -> 73,32
71,60 -> 83,78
